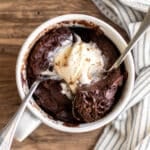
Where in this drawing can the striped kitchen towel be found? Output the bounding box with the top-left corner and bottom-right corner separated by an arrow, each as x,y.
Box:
119,0 -> 150,12
92,0 -> 150,150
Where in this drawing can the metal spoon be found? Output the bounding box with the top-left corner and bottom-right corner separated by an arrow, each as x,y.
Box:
0,72 -> 60,150
108,8 -> 150,72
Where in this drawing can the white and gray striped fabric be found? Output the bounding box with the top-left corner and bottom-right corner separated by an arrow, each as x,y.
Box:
119,0 -> 150,12
92,0 -> 150,150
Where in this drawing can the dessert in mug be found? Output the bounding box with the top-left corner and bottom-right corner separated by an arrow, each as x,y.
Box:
27,22 -> 127,124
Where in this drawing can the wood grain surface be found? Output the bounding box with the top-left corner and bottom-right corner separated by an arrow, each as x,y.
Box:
0,0 -> 128,149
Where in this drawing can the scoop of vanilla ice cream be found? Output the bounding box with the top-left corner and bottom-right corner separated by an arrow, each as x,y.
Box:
54,35 -> 105,93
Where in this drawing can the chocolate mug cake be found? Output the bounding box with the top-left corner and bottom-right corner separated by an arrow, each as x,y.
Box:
26,23 -> 127,124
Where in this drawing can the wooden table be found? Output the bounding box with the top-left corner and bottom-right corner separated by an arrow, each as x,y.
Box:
0,0 -> 128,149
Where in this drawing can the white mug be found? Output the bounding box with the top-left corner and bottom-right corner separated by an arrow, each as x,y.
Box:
15,14 -> 135,142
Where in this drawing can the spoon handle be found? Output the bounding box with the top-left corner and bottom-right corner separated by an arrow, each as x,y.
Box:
109,8 -> 150,71
0,80 -> 40,150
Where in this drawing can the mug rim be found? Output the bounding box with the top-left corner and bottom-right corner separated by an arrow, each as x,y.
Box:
16,14 -> 135,133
